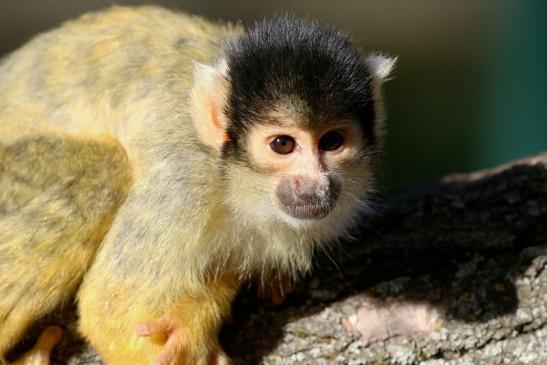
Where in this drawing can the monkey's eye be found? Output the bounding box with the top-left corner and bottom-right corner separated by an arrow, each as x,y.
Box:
270,135 -> 296,154
319,131 -> 344,151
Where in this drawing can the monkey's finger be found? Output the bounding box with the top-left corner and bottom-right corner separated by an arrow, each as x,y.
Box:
34,326 -> 63,353
210,352 -> 231,365
270,288 -> 284,305
150,331 -> 181,365
257,286 -> 267,299
12,326 -> 63,365
282,279 -> 296,294
135,318 -> 174,337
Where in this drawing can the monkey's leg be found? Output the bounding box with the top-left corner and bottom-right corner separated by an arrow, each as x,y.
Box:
0,137 -> 131,359
79,271 -> 240,365
0,207 -> 95,358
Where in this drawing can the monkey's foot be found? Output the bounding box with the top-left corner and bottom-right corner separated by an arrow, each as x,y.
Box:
257,275 -> 295,305
341,302 -> 445,343
136,317 -> 230,365
11,326 -> 63,365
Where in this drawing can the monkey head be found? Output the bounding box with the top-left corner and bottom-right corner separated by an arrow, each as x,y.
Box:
191,17 -> 395,235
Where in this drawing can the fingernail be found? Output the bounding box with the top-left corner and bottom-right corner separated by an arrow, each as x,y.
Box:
135,324 -> 150,336
45,326 -> 63,342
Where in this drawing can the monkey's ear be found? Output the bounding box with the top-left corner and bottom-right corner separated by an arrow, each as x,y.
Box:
191,60 -> 229,150
366,54 -> 397,81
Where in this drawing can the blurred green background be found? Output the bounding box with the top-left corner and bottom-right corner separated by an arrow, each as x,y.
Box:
1,0 -> 545,187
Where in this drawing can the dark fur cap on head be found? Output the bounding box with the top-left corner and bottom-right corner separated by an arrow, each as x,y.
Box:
224,16 -> 383,154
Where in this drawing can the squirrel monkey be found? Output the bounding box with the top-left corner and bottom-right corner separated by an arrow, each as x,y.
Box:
0,5 -> 394,365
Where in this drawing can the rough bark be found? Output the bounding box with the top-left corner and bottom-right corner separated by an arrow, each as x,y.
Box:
15,152 -> 547,365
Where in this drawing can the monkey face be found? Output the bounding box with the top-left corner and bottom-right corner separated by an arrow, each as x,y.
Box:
192,16 -> 393,234
244,119 -> 368,222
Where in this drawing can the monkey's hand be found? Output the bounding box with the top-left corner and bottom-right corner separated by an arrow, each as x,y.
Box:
136,316 -> 230,365
257,274 -> 296,305
135,316 -> 185,365
134,274 -> 238,365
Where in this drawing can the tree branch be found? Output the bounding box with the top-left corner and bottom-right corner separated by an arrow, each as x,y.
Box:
19,152 -> 547,365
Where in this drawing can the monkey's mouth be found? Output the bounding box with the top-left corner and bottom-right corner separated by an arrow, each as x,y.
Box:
280,202 -> 335,220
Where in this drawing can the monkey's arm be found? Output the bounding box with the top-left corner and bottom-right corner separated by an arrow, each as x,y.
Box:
77,151 -> 241,365
79,225 -> 241,365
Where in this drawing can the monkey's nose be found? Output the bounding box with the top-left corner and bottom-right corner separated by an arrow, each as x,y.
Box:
290,175 -> 322,201
276,174 -> 340,220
